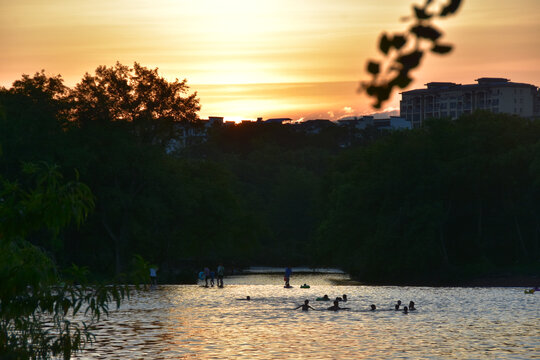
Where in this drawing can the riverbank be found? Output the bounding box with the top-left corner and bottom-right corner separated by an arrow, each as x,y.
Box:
159,265 -> 539,287
345,274 -> 540,288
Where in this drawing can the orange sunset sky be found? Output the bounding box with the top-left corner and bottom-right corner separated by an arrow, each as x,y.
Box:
1,0 -> 539,121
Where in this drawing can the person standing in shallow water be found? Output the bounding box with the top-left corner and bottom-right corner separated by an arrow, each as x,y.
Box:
217,264 -> 225,287
149,267 -> 158,286
284,266 -> 292,287
204,267 -> 210,287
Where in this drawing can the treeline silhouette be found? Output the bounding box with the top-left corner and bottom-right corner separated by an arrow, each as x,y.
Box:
1,64 -> 539,284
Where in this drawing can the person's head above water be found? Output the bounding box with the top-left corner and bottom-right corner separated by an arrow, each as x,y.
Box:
342,294 -> 347,300
409,301 -> 415,309
304,299 -> 310,305
395,304 -> 400,310
370,304 -> 376,311
403,306 -> 408,314
397,300 -> 402,306
323,295 -> 329,300
246,296 -> 251,300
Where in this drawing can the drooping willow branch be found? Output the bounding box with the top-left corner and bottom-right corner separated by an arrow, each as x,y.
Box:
360,0 -> 463,109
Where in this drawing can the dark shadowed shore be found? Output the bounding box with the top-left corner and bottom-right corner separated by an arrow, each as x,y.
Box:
333,274 -> 540,287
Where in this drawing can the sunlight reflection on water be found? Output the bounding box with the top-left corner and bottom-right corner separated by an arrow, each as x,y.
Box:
76,273 -> 539,359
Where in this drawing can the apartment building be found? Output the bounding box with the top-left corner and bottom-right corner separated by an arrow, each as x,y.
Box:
400,78 -> 540,128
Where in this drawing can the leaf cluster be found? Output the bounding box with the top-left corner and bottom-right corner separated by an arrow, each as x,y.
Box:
0,163 -> 127,359
360,0 -> 462,108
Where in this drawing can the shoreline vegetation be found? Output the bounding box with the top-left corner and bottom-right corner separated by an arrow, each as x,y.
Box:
2,65 -> 540,288
207,267 -> 540,288
339,275 -> 540,288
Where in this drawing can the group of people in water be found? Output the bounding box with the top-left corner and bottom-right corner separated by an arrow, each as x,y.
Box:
239,293 -> 416,313
201,265 -> 225,288
293,295 -> 416,313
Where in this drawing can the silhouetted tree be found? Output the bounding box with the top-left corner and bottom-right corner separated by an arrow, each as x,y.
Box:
70,62 -> 200,147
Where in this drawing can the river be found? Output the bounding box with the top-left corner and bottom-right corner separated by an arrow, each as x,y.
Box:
76,272 -> 539,359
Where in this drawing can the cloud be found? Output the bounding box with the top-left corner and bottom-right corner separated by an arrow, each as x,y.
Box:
382,106 -> 399,113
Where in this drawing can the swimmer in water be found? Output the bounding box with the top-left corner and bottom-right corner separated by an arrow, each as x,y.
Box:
237,296 -> 251,301
317,294 -> 330,301
342,294 -> 348,302
295,299 -> 315,311
336,296 -> 343,301
370,304 -> 376,311
327,300 -> 350,311
409,301 -> 415,310
395,300 -> 402,311
403,306 -> 408,314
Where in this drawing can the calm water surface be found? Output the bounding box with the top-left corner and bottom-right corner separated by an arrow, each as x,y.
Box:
77,273 -> 539,359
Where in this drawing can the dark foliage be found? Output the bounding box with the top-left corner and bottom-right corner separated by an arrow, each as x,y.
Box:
1,66 -> 538,289
360,0 -> 463,108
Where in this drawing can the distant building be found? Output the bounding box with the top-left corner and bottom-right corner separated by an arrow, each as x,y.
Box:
337,115 -> 411,130
264,118 -> 292,124
296,119 -> 335,134
400,78 -> 540,128
208,116 -> 224,126
167,117 -> 221,152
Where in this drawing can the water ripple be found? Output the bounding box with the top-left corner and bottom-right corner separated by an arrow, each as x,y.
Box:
75,274 -> 540,359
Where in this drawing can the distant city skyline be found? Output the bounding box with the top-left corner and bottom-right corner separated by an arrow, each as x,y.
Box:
1,0 -> 539,121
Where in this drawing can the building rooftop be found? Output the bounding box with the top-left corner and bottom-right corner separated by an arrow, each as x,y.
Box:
403,77 -> 538,95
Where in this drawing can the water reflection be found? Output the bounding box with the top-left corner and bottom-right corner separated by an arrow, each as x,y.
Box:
76,274 -> 540,359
